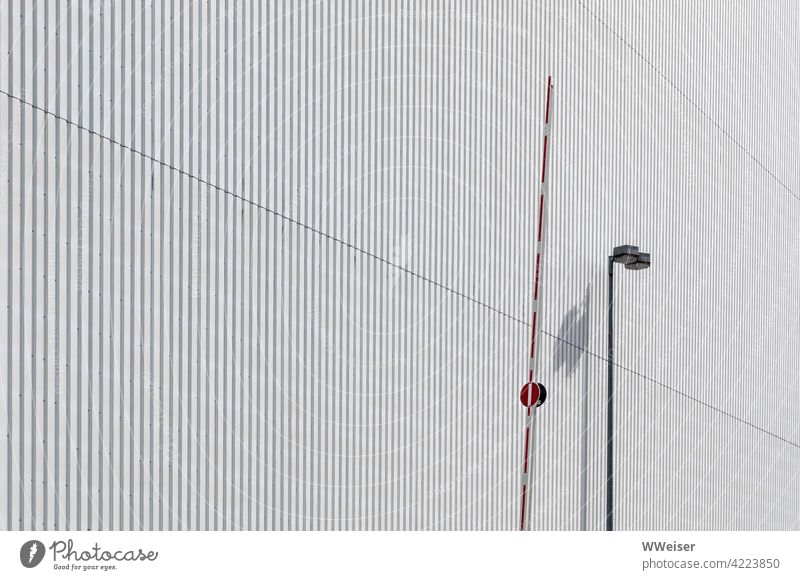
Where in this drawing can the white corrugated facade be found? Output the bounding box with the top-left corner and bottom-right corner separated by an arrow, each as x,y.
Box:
1,1 -> 799,531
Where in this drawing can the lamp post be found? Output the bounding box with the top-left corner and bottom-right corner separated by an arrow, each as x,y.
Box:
607,244 -> 650,531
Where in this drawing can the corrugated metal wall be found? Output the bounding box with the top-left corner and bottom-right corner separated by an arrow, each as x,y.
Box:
0,0 -> 798,531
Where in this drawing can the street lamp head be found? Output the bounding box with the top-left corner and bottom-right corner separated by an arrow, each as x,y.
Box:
625,252 -> 651,270
612,244 -> 640,265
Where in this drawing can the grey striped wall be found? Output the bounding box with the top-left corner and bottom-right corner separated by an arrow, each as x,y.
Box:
0,0 -> 798,531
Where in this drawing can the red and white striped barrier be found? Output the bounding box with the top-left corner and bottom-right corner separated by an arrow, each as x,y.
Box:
519,76 -> 554,531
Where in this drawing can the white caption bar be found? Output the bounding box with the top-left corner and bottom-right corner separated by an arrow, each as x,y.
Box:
1,531 -> 797,579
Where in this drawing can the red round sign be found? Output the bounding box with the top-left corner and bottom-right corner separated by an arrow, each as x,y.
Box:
519,382 -> 541,408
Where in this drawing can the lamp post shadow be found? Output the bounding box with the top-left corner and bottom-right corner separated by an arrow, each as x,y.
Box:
553,285 -> 591,530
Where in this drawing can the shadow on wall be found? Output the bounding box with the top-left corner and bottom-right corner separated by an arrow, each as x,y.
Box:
553,285 -> 592,531
554,286 -> 591,376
